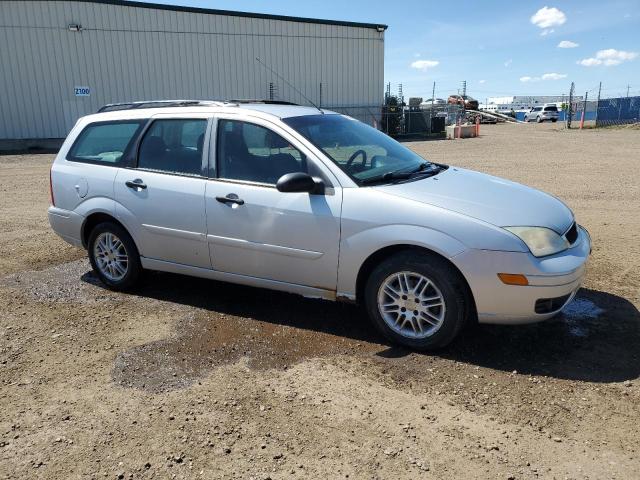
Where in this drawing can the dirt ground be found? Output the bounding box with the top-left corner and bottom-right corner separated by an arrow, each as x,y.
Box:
1,122 -> 639,479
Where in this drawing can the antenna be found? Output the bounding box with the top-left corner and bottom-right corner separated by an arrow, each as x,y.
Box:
255,57 -> 323,114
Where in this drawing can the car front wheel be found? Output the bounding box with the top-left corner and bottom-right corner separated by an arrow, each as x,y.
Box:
88,222 -> 141,291
364,251 -> 468,350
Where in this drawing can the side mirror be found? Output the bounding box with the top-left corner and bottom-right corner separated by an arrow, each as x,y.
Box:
276,172 -> 324,194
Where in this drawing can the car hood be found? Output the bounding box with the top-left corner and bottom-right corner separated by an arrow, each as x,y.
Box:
375,167 -> 573,233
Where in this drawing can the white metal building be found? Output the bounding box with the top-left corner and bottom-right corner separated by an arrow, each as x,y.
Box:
0,0 -> 386,144
480,95 -> 582,113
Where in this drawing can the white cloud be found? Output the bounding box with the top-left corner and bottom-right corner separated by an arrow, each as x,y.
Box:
531,6 -> 567,29
558,40 -> 579,48
479,79 -> 486,84
504,59 -> 512,67
578,58 -> 602,67
410,60 -> 439,71
521,73 -> 567,82
578,48 -> 638,67
542,72 -> 567,80
540,28 -> 555,36
413,53 -> 421,58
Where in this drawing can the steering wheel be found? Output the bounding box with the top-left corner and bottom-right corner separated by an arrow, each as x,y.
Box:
346,149 -> 367,169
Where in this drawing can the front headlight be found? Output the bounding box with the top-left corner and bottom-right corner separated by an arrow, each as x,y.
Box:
504,226 -> 569,257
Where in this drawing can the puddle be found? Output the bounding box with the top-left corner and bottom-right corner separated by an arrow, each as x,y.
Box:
563,297 -> 605,320
107,272 -> 385,392
112,299 -> 381,392
560,296 -> 605,337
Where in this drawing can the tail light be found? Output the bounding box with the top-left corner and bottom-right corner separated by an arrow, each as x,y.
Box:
49,168 -> 55,206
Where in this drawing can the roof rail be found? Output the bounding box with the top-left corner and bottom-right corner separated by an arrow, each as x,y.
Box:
228,99 -> 299,106
97,99 -> 227,113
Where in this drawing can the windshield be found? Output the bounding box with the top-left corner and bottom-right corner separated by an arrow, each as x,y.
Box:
283,114 -> 432,184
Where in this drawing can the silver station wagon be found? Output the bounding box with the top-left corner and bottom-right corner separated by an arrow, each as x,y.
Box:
48,100 -> 591,349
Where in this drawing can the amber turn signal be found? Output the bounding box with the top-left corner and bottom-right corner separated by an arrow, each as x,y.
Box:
497,273 -> 529,286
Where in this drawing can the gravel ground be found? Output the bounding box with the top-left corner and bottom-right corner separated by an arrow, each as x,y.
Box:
1,122 -> 639,479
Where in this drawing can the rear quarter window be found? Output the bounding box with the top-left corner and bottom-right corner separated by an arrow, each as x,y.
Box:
67,121 -> 145,165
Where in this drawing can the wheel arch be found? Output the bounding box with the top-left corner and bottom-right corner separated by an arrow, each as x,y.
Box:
354,244 -> 477,322
81,212 -> 134,250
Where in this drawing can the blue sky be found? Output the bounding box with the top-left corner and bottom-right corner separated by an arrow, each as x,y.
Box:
139,0 -> 639,101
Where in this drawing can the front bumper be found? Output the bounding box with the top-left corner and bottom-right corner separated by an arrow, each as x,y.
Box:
452,225 -> 591,325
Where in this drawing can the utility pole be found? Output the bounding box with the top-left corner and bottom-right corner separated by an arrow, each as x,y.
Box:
461,80 -> 467,97
398,84 -> 404,134
595,81 -> 602,127
627,84 -> 630,97
567,82 -> 575,129
319,82 -> 323,108
430,81 -> 435,129
385,82 -> 391,134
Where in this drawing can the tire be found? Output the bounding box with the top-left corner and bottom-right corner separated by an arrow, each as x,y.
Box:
536,116 -> 543,123
551,118 -> 557,123
364,251 -> 469,350
88,221 -> 142,291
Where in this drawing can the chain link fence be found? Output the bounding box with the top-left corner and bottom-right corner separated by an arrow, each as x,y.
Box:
328,104 -> 465,136
595,96 -> 640,127
565,96 -> 639,127
569,100 -> 598,127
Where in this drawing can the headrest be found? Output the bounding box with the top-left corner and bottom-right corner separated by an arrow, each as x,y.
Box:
265,131 -> 290,149
144,136 -> 166,155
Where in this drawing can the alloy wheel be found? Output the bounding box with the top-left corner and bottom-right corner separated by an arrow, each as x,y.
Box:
93,232 -> 129,282
377,271 -> 446,339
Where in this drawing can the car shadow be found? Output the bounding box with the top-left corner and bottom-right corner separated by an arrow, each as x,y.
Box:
85,270 -> 640,385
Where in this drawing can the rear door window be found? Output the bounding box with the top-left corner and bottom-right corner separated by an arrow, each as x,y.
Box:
544,105 -> 558,111
137,119 -> 208,176
67,121 -> 144,164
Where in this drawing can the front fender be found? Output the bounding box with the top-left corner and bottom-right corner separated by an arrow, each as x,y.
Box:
336,224 -> 468,299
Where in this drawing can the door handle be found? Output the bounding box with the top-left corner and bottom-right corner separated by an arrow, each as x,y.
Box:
216,194 -> 245,206
125,179 -> 147,190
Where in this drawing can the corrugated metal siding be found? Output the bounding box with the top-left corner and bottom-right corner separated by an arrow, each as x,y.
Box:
0,0 -> 384,139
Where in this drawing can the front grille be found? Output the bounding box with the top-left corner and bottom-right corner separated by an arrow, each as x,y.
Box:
564,222 -> 578,245
535,293 -> 572,314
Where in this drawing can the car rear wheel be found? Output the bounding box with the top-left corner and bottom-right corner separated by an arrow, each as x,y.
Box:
536,116 -> 543,123
364,251 -> 468,350
88,222 -> 141,291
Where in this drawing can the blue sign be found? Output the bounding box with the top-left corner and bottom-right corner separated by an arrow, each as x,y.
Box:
74,86 -> 90,97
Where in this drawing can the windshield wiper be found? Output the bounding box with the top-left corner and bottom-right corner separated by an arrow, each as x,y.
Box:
360,170 -> 413,185
360,162 -> 437,185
